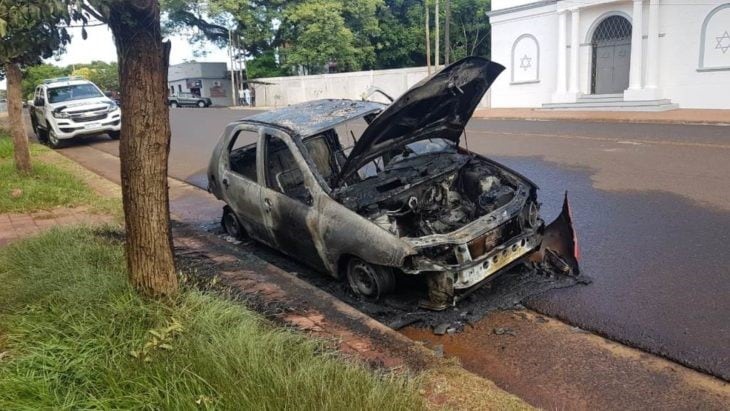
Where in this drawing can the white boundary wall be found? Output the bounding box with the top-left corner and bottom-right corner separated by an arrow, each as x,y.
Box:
251,66 -> 492,108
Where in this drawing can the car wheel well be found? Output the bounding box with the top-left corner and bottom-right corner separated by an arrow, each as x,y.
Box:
337,254 -> 358,279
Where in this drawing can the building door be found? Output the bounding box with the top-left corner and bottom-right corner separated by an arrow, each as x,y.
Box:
591,15 -> 632,95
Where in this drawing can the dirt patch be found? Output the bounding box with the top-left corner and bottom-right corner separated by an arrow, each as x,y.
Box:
403,310 -> 730,410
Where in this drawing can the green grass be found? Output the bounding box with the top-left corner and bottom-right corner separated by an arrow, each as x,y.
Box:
0,131 -> 118,214
0,132 -> 47,160
0,227 -> 423,410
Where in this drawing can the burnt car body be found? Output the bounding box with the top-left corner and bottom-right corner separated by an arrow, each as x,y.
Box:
208,57 -> 579,310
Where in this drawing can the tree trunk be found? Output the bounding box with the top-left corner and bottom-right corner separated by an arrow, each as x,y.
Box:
425,1 -> 431,74
107,1 -> 178,297
4,62 -> 32,174
444,0 -> 450,65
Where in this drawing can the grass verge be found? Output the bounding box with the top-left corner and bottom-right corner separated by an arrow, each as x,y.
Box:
0,226 -> 423,410
0,130 -> 119,215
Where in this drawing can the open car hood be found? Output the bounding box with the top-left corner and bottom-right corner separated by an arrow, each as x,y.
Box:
335,57 -> 505,186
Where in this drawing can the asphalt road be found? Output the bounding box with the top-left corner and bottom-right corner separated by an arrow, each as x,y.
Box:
55,107 -> 730,381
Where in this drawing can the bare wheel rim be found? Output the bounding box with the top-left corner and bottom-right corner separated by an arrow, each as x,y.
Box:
223,212 -> 241,238
348,260 -> 379,297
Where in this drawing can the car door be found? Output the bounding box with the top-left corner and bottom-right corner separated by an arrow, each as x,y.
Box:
257,129 -> 326,269
183,93 -> 197,106
219,126 -> 272,244
34,87 -> 47,126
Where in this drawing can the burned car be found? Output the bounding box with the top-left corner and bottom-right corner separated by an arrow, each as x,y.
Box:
208,57 -> 579,310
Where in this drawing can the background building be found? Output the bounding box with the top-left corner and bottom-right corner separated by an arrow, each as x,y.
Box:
488,0 -> 730,110
168,62 -> 232,107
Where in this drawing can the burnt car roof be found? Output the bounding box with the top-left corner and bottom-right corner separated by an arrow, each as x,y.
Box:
240,99 -> 385,137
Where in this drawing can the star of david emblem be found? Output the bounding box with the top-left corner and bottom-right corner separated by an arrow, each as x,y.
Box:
520,54 -> 532,71
716,31 -> 730,54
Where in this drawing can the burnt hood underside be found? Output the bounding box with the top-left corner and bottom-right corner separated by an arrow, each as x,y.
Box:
335,57 -> 505,186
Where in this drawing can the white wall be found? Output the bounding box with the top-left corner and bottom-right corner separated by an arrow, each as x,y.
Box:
659,1 -> 730,108
490,3 -> 559,107
490,0 -> 730,109
251,66 -> 491,108
492,0 -> 543,12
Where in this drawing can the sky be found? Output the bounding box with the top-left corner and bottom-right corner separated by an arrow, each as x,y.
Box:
1,24 -> 230,89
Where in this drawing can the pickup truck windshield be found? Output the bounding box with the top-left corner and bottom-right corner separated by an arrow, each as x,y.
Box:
47,84 -> 103,104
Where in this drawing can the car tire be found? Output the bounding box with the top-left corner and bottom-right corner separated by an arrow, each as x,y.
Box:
47,127 -> 64,149
109,130 -> 121,140
197,100 -> 206,108
221,207 -> 246,240
170,101 -> 179,108
30,117 -> 48,144
346,258 -> 396,300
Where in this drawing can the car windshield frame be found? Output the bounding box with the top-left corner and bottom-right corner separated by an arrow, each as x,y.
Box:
47,83 -> 104,104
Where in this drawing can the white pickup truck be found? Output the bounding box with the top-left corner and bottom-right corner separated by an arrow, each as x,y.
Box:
29,76 -> 121,148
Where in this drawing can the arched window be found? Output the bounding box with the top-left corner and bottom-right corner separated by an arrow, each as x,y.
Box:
699,3 -> 730,71
511,34 -> 539,84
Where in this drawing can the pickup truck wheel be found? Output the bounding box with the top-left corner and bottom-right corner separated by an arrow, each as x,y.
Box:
222,207 -> 246,240
109,130 -> 121,140
47,128 -> 64,149
31,119 -> 48,142
197,100 -> 206,108
170,101 -> 179,108
346,258 -> 396,300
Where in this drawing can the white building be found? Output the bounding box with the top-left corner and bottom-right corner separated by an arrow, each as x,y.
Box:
488,0 -> 730,110
168,62 -> 232,107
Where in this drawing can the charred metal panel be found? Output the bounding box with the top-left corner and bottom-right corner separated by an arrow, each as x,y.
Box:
242,99 -> 384,137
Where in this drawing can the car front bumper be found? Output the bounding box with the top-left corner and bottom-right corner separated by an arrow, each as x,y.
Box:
403,229 -> 542,289
50,111 -> 121,139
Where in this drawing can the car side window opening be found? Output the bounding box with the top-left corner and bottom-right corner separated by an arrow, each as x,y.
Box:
301,132 -> 342,187
333,115 -> 385,180
265,134 -> 311,203
227,129 -> 259,182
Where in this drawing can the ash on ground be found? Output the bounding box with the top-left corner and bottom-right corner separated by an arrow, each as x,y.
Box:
203,222 -> 589,335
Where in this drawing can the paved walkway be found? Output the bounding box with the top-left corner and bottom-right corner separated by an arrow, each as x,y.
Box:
0,207 -> 114,246
474,107 -> 730,125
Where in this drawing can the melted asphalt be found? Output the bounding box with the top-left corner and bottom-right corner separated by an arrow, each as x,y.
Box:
57,108 -> 730,381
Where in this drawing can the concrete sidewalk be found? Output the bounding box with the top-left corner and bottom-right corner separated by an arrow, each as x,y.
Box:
0,208 -> 114,246
474,107 -> 730,125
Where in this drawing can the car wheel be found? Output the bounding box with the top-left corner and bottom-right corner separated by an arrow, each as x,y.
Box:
31,119 -> 41,141
170,101 -> 179,108
197,100 -> 206,108
346,258 -> 396,300
109,130 -> 121,140
221,207 -> 246,240
47,127 -> 64,149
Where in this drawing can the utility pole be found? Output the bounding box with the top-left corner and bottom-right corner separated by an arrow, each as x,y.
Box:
425,1 -> 431,75
228,28 -> 236,106
234,34 -> 243,101
444,0 -> 451,65
435,0 -> 440,70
